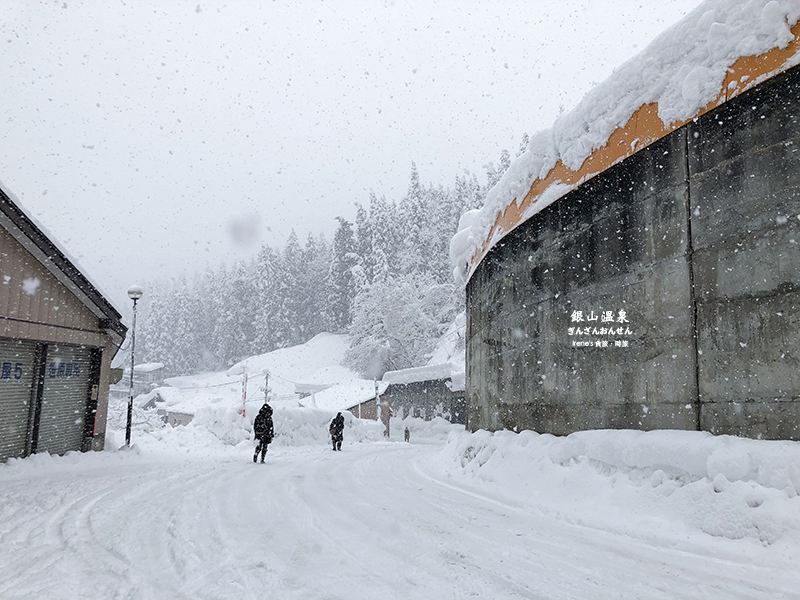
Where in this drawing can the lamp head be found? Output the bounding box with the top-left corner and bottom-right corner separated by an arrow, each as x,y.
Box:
127,285 -> 144,301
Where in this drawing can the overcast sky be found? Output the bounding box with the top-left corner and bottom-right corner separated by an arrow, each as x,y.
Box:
1,0 -> 703,311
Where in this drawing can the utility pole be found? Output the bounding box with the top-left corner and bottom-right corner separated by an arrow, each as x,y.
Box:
125,285 -> 143,448
241,360 -> 248,417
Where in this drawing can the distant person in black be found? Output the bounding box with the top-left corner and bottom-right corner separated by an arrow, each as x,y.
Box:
329,412 -> 345,451
404,427 -> 410,442
253,403 -> 274,463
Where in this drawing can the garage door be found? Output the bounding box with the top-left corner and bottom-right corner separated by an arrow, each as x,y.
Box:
36,344 -> 93,456
0,337 -> 37,462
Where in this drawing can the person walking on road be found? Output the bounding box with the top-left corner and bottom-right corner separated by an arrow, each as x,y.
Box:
329,412 -> 345,451
253,403 -> 274,463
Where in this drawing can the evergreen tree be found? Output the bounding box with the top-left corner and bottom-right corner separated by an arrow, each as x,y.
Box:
252,244 -> 279,352
399,162 -> 435,276
354,203 -> 373,284
369,192 -> 393,284
345,273 -> 458,378
273,230 -> 303,346
299,232 -> 331,336
516,132 -> 530,157
327,217 -> 358,332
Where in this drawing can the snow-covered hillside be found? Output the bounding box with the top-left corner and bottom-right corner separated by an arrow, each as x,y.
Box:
127,332 -> 383,419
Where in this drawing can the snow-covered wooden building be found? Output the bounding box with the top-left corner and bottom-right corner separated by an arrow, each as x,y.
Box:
0,184 -> 126,461
381,363 -> 466,425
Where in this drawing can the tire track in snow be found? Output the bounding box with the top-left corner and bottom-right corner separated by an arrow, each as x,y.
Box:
2,443 -> 799,599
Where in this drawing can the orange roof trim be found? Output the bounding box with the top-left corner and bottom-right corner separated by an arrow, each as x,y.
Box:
467,21 -> 800,280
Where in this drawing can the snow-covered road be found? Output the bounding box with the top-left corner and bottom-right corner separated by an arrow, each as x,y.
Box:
1,441 -> 797,599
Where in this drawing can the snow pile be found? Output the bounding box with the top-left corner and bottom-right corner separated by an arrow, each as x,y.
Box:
392,415 -> 463,443
189,403 -> 252,446
451,0 -> 800,283
272,408 -> 385,446
441,428 -> 800,545
1,443 -> 145,477
107,392 -> 386,453
103,332 -> 402,452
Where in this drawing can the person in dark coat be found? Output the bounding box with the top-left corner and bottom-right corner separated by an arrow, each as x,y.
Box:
253,403 -> 274,463
329,412 -> 345,451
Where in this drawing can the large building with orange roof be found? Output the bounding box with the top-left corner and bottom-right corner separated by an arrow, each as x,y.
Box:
457,2 -> 800,440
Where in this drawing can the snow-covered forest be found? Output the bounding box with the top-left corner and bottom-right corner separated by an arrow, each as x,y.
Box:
137,140 -> 524,378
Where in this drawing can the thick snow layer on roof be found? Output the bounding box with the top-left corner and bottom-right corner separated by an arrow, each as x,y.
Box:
142,385 -> 229,415
164,332 -> 358,398
383,363 -> 454,385
133,362 -> 165,373
451,0 -> 800,284
305,379 -> 390,412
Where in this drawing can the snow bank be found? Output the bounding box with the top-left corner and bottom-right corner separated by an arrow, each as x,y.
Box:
271,408 -> 385,446
451,0 -> 800,283
440,428 -> 800,545
391,415 -> 464,443
105,391 -> 387,455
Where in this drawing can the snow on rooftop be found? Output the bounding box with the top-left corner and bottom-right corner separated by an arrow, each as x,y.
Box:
383,363 -> 454,385
133,362 -> 165,373
451,0 -> 800,284
305,379 -> 390,413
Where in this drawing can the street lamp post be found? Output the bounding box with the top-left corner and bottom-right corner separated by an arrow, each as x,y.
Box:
126,285 -> 143,447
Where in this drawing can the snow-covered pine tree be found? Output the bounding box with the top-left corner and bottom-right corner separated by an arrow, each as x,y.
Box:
272,230 -> 304,347
296,232 -> 330,338
252,244 -> 279,353
369,192 -> 396,284
398,162 -> 436,276
354,203 -> 374,284
327,217 -> 358,332
345,273 -> 458,379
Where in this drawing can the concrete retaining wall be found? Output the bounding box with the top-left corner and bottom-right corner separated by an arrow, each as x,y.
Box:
466,64 -> 800,440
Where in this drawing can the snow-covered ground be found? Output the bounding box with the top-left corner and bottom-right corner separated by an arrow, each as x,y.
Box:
2,411 -> 800,599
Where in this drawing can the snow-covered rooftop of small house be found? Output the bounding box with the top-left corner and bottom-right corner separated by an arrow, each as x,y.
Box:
450,0 -> 800,284
133,363 -> 165,373
301,379 -> 390,413
383,363 -> 454,385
